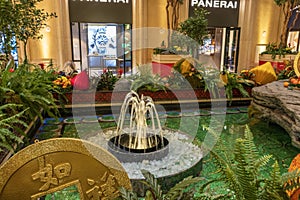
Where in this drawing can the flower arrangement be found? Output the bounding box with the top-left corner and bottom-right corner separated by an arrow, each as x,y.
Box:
260,43 -> 297,59
52,75 -> 72,92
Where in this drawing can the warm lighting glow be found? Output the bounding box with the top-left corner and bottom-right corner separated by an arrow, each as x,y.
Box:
45,26 -> 51,32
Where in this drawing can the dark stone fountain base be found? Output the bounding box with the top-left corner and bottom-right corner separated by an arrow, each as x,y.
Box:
108,135 -> 169,162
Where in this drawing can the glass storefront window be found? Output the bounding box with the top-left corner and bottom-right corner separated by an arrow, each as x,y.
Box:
71,22 -> 132,76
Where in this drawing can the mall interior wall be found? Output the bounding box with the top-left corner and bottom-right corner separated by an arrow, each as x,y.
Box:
23,0 -> 282,72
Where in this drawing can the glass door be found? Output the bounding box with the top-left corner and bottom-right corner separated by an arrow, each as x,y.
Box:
223,27 -> 240,73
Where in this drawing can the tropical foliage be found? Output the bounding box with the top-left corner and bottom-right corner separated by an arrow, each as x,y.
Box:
0,61 -> 62,152
128,65 -> 166,92
118,126 -> 300,199
220,70 -> 253,103
119,170 -> 203,200
196,126 -> 300,200
0,63 -> 60,120
0,104 -> 28,152
260,43 -> 297,59
96,69 -> 119,91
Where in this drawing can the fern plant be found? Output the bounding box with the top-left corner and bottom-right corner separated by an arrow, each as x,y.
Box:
119,169 -> 203,200
198,126 -> 300,200
0,104 -> 28,152
0,63 -> 60,120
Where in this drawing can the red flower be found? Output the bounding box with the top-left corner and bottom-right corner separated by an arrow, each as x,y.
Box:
9,68 -> 14,73
118,68 -> 123,75
103,68 -> 108,73
38,63 -> 45,69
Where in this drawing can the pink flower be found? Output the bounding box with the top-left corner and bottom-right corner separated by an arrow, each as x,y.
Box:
103,68 -> 108,73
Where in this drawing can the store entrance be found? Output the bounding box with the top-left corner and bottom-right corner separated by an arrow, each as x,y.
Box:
200,27 -> 240,73
71,22 -> 132,77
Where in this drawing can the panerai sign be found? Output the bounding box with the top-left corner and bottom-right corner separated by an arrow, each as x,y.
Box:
93,0 -> 129,3
72,0 -> 129,3
69,0 -> 132,23
189,0 -> 240,27
191,0 -> 238,9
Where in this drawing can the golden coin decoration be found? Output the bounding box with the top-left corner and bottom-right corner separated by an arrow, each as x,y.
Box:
294,52 -> 300,77
0,138 -> 131,199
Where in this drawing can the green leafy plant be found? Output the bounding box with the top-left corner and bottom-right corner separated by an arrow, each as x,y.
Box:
119,170 -> 203,200
0,104 -> 28,152
277,63 -> 296,80
260,43 -> 297,59
0,63 -> 60,121
128,65 -> 166,92
220,71 -> 252,104
0,0 -> 57,63
96,69 -> 119,91
198,126 -> 300,200
172,8 -> 209,57
171,58 -> 222,97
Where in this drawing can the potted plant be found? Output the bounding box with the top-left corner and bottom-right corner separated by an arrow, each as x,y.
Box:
0,0 -> 56,63
259,43 -> 297,73
259,1 -> 300,73
173,8 -> 209,58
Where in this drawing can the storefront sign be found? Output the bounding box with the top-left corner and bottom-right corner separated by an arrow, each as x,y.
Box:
191,0 -> 238,9
71,0 -> 129,3
189,0 -> 240,27
69,0 -> 132,23
89,0 -> 129,3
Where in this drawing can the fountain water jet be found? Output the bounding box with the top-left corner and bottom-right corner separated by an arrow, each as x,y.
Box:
87,90 -> 203,194
108,91 -> 169,162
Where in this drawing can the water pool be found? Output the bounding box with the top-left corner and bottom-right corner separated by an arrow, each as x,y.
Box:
35,107 -> 298,171
31,106 -> 300,198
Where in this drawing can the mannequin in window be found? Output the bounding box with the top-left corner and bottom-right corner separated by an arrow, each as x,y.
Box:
64,60 -> 78,77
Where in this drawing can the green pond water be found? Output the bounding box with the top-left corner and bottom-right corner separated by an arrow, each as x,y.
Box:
34,107 -> 299,199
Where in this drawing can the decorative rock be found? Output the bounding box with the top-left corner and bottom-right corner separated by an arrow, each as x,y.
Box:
251,80 -> 300,148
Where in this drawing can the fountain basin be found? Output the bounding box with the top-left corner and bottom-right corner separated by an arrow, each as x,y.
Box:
87,128 -> 202,195
108,134 -> 169,162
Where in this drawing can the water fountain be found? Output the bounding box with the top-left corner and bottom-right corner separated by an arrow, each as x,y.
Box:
87,91 -> 203,193
108,91 -> 169,162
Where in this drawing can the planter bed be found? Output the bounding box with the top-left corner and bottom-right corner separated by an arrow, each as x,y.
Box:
53,87 -> 252,105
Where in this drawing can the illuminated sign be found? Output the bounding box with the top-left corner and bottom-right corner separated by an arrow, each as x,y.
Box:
69,0 -> 132,23
191,0 -> 238,9
189,0 -> 240,27
84,0 -> 130,3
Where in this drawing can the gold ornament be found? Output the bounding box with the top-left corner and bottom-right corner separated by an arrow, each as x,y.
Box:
249,62 -> 277,85
0,138 -> 131,199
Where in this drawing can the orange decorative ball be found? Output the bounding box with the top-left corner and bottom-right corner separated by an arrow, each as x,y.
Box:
283,81 -> 289,87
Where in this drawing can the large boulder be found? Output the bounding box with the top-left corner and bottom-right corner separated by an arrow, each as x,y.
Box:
250,80 -> 300,148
